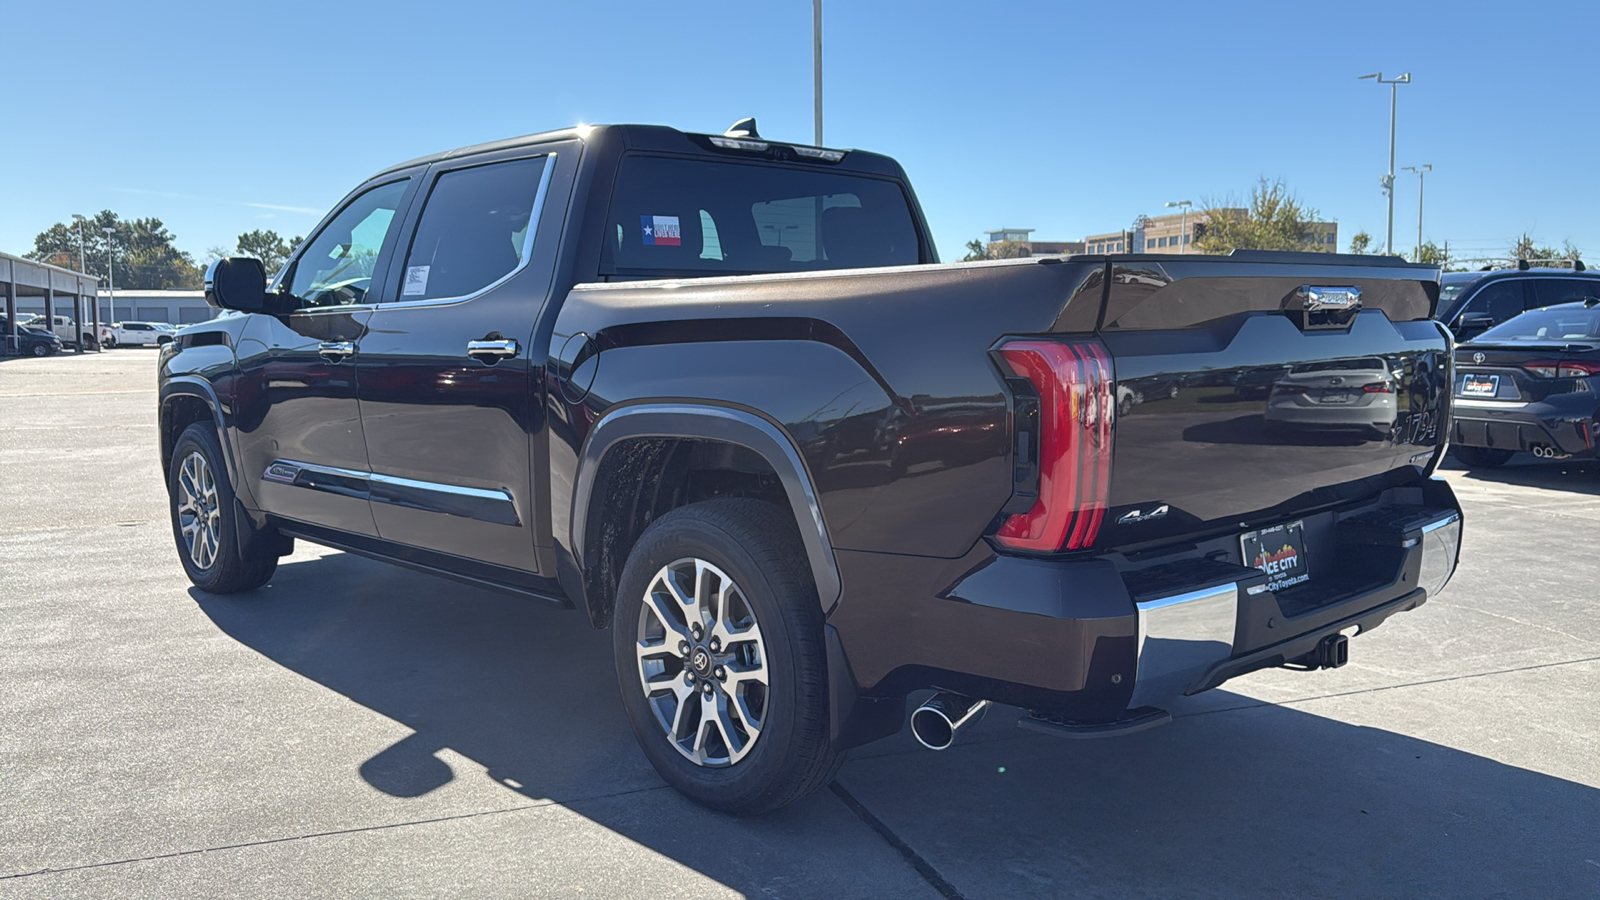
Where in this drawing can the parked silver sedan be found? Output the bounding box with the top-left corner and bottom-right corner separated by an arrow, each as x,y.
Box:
1264,357 -> 1398,436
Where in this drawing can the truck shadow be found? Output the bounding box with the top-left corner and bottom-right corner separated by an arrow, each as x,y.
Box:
193,551 -> 1597,897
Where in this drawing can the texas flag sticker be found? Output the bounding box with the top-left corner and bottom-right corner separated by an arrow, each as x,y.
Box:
641,215 -> 681,246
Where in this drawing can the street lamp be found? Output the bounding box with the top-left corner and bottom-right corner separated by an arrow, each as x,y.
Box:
813,0 -> 823,146
1165,200 -> 1193,254
1402,164 -> 1432,261
102,226 -> 116,325
1359,71 -> 1411,255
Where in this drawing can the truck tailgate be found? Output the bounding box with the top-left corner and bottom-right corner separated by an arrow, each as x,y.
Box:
1091,255 -> 1449,551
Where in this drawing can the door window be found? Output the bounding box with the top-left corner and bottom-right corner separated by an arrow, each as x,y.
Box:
1460,281 -> 1526,324
395,157 -> 549,302
286,179 -> 409,308
1531,278 -> 1600,309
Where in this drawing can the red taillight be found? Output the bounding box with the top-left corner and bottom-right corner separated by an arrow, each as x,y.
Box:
994,339 -> 1114,552
1522,361 -> 1561,378
1559,361 -> 1600,377
1362,381 -> 1393,393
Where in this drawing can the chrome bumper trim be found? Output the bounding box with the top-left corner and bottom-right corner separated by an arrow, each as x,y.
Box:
1131,583 -> 1239,709
1418,512 -> 1462,599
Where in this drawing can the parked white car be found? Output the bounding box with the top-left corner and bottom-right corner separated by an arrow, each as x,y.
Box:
104,321 -> 176,348
24,314 -> 96,349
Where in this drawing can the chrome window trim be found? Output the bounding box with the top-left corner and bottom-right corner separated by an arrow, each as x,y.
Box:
378,152 -> 558,313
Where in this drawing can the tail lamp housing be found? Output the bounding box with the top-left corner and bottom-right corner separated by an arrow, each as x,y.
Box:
994,339 -> 1114,552
1522,360 -> 1600,378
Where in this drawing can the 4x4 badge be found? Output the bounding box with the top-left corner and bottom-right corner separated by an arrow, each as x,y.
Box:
1117,504 -> 1169,525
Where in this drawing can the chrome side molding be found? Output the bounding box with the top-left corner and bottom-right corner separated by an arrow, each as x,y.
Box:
261,459 -> 520,526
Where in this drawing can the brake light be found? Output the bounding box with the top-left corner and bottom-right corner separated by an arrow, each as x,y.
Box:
1522,361 -> 1600,378
1362,381 -> 1394,393
994,339 -> 1114,551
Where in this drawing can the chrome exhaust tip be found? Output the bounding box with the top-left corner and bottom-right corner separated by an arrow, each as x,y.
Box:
910,692 -> 990,751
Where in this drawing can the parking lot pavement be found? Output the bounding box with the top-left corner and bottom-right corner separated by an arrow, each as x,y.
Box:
3,352 -> 1596,898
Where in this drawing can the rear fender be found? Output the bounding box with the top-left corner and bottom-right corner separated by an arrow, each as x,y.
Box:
569,402 -> 842,624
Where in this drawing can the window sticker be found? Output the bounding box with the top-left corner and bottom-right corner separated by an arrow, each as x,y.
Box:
402,265 -> 430,296
640,215 -> 681,246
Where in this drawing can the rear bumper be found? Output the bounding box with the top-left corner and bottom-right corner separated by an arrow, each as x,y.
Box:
1452,403 -> 1597,456
826,479 -> 1462,742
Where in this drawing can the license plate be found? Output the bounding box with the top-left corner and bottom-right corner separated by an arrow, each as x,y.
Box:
1241,520 -> 1310,592
1462,374 -> 1499,396
1318,390 -> 1357,404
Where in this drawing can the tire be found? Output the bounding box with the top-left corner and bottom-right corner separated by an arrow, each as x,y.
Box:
104,337 -> 116,349
168,422 -> 277,593
29,343 -> 46,357
612,498 -> 842,814
1452,445 -> 1514,469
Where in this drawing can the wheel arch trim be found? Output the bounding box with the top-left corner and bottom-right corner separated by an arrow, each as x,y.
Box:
159,377 -> 240,491
571,402 -> 842,616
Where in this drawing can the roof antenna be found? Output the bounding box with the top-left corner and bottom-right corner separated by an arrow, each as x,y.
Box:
725,118 -> 761,139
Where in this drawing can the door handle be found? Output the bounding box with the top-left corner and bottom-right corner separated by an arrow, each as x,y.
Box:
467,338 -> 520,362
317,341 -> 355,362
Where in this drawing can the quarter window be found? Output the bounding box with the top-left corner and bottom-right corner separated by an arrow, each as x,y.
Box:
287,180 -> 409,308
397,157 -> 549,302
1532,279 -> 1600,309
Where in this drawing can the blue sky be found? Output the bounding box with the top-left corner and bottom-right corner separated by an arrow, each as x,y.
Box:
5,0 -> 1596,266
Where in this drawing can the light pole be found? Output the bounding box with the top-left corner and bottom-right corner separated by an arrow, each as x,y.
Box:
1402,164 -> 1431,261
102,226 -> 116,325
1359,72 -> 1410,255
813,0 -> 823,145
1165,200 -> 1193,253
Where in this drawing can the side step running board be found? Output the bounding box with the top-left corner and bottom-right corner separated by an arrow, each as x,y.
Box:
1017,707 -> 1172,740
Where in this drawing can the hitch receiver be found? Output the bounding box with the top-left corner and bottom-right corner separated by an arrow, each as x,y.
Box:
1314,633 -> 1349,669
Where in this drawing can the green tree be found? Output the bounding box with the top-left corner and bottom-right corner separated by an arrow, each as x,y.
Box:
1414,241 -> 1449,266
28,210 -> 200,289
1193,179 -> 1329,254
1348,231 -> 1373,255
962,239 -> 991,262
234,229 -> 301,276
1511,233 -> 1561,262
1510,235 -> 1583,264
987,240 -> 1032,259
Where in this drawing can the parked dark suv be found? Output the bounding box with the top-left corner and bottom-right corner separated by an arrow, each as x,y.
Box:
1438,263 -> 1600,341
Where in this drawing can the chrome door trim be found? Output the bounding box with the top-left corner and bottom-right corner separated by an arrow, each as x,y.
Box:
466,339 -> 520,359
263,459 -> 520,526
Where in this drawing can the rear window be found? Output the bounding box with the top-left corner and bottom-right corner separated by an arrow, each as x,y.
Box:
602,155 -> 922,276
1478,306 -> 1600,341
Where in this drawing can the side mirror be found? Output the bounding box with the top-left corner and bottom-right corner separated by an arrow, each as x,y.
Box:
1457,313 -> 1494,335
204,258 -> 267,312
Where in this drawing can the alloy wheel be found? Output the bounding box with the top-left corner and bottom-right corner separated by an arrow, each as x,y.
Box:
635,557 -> 769,767
176,450 -> 222,570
